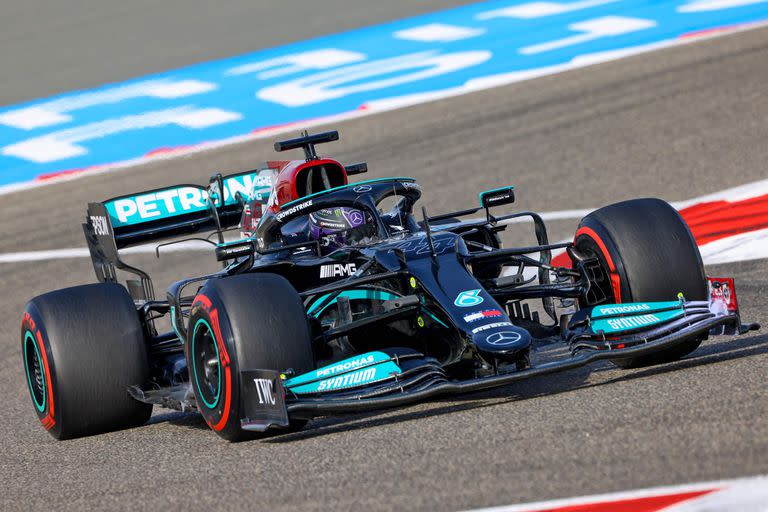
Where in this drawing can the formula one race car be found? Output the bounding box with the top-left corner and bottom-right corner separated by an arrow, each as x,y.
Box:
21,130 -> 759,441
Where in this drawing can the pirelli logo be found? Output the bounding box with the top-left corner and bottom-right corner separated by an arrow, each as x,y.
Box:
320,263 -> 356,279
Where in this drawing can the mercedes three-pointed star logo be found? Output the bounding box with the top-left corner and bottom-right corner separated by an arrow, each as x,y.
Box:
485,331 -> 522,346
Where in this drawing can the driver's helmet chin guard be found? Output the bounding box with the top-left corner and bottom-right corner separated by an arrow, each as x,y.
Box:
309,207 -> 374,252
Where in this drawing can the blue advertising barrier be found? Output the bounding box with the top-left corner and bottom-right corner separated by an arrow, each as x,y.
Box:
0,0 -> 766,188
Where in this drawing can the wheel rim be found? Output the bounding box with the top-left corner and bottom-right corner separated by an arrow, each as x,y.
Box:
23,331 -> 46,413
191,319 -> 222,409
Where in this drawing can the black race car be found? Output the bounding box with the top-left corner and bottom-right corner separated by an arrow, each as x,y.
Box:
21,130 -> 759,441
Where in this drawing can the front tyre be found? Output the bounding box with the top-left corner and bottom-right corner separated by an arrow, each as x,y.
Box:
575,198 -> 707,368
187,273 -> 314,442
21,283 -> 152,439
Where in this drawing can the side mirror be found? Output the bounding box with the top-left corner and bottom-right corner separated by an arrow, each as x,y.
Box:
215,239 -> 255,262
479,186 -> 515,209
344,162 -> 368,176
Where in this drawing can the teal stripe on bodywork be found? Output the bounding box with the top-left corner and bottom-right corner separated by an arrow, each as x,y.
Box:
591,301 -> 683,319
308,289 -> 399,316
307,287 -> 448,327
478,185 -> 514,206
591,309 -> 685,334
421,308 -> 448,328
280,177 -> 416,209
285,351 -> 400,394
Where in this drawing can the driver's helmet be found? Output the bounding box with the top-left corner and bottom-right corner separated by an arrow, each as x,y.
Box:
308,207 -> 375,251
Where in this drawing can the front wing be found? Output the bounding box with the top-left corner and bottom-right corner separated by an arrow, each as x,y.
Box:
241,299 -> 759,430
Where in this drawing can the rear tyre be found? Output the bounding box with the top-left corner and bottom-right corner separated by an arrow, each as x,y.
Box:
575,198 -> 707,368
21,283 -> 152,439
187,273 -> 314,442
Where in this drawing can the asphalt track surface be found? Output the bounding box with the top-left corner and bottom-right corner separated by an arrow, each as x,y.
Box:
2,4 -> 768,511
0,0 -> 475,106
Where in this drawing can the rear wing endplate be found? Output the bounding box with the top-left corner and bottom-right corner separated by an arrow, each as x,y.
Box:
82,169 -> 273,299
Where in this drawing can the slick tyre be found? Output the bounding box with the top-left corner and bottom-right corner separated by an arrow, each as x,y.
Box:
187,273 -> 314,442
575,198 -> 707,368
21,283 -> 152,440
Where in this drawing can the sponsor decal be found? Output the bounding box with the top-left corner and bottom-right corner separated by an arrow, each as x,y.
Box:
320,262 -> 357,279
463,309 -> 502,323
480,186 -> 515,207
485,193 -> 511,205
605,314 -> 660,330
317,367 -> 377,391
348,210 -> 364,225
353,185 -> 372,193
590,301 -> 684,319
216,242 -> 252,259
454,289 -> 484,307
316,220 -> 346,229
284,352 -> 402,394
485,331 -> 522,346
241,369 -> 289,430
253,378 -> 276,405
89,215 -> 110,236
276,199 -> 313,221
316,354 -> 375,378
590,309 -> 685,333
402,181 -> 420,190
105,172 -> 267,227
471,321 -> 513,334
596,303 -> 652,315
709,277 -> 738,314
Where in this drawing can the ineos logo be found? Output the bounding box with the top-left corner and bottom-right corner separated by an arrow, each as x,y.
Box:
485,331 -> 522,346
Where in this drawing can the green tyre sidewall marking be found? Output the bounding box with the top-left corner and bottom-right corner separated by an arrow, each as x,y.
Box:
191,318 -> 222,410
23,330 -> 46,413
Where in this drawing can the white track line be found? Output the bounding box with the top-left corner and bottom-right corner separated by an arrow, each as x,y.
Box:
3,176 -> 767,264
0,240 -> 213,263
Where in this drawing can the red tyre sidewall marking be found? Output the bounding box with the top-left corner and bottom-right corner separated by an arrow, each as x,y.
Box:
21,311 -> 56,430
575,226 -> 622,303
192,294 -> 232,432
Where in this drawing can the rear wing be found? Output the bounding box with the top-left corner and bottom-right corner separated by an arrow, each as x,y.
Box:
83,169 -> 273,300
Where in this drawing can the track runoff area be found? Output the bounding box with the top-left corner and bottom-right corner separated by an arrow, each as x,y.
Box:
3,1 -> 768,511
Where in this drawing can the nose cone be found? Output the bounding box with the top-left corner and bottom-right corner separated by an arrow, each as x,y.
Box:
472,325 -> 531,360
